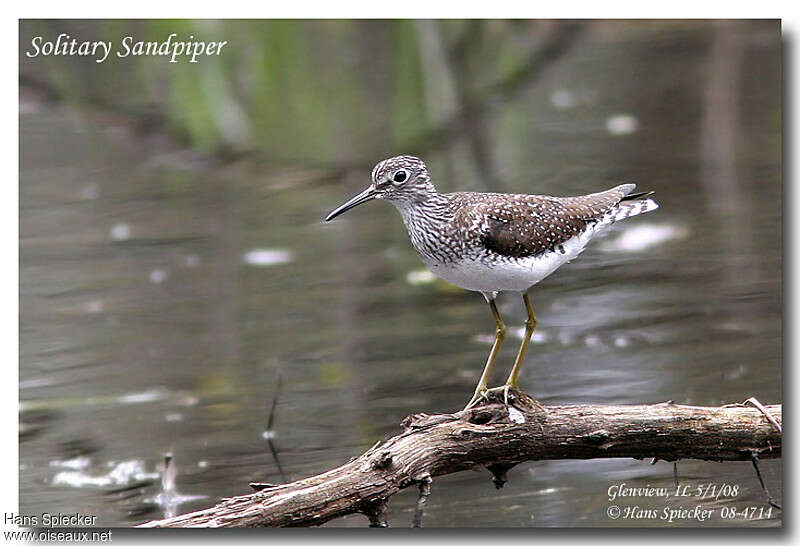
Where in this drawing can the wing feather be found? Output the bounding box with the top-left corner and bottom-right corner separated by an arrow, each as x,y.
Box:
456,186 -> 631,259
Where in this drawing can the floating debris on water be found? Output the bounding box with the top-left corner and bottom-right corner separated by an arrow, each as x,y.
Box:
558,331 -> 575,346
81,184 -> 99,200
584,334 -> 602,348
109,223 -> 131,241
177,395 -> 199,407
116,387 -> 170,405
724,363 -> 748,381
185,254 -> 200,268
52,459 -> 159,489
243,249 -> 293,267
531,331 -> 548,344
614,336 -> 630,348
606,114 -> 639,135
550,89 -> 577,110
601,223 -> 688,253
472,333 -> 495,345
20,386 -> 195,413
406,269 -> 436,285
50,456 -> 91,470
52,472 -> 112,488
149,268 -> 168,284
20,376 -> 54,390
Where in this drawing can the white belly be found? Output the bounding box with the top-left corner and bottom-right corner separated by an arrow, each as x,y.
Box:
424,227 -> 597,293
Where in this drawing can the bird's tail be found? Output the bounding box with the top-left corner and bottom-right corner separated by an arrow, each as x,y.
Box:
613,189 -> 659,221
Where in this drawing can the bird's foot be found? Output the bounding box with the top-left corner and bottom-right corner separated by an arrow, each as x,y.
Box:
463,385 -> 547,420
463,390 -> 487,411
483,384 -> 514,405
463,384 -> 516,410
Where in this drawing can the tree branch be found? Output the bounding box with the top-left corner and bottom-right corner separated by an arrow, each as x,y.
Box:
139,391 -> 781,528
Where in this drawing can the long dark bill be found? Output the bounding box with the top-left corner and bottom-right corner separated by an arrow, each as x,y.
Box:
324,186 -> 377,221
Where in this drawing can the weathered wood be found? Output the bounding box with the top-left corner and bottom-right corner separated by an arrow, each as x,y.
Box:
139,392 -> 781,528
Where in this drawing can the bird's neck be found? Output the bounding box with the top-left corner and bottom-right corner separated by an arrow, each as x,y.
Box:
389,187 -> 457,264
390,186 -> 451,224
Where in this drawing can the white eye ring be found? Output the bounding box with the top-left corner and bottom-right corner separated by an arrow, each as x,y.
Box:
392,170 -> 408,184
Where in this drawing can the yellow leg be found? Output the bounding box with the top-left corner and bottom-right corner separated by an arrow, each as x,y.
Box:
464,299 -> 506,410
505,293 -> 536,389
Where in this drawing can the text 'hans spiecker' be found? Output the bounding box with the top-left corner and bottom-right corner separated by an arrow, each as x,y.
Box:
26,33 -> 228,64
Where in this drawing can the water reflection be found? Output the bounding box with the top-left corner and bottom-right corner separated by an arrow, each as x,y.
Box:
20,20 -> 780,527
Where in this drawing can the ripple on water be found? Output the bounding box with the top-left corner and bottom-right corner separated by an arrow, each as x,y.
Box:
550,89 -> 576,110
601,223 -> 689,253
406,269 -> 436,285
243,249 -> 293,266
606,114 -> 639,135
109,223 -> 131,241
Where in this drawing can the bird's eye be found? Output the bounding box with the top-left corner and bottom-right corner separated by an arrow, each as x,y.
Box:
393,170 -> 408,184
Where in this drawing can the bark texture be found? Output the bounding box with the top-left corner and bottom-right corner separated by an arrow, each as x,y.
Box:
139,393 -> 781,528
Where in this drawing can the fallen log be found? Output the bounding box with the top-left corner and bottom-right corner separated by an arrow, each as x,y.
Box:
139,391 -> 781,528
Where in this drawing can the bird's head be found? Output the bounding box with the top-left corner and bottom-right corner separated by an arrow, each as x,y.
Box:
325,155 -> 434,221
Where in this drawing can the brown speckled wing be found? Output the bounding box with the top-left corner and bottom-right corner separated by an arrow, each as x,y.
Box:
454,188 -> 628,259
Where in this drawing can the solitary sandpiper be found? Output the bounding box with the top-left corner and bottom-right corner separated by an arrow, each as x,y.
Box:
325,156 -> 658,409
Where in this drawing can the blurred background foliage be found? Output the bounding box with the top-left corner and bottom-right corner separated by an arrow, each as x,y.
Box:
21,20 -> 643,164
